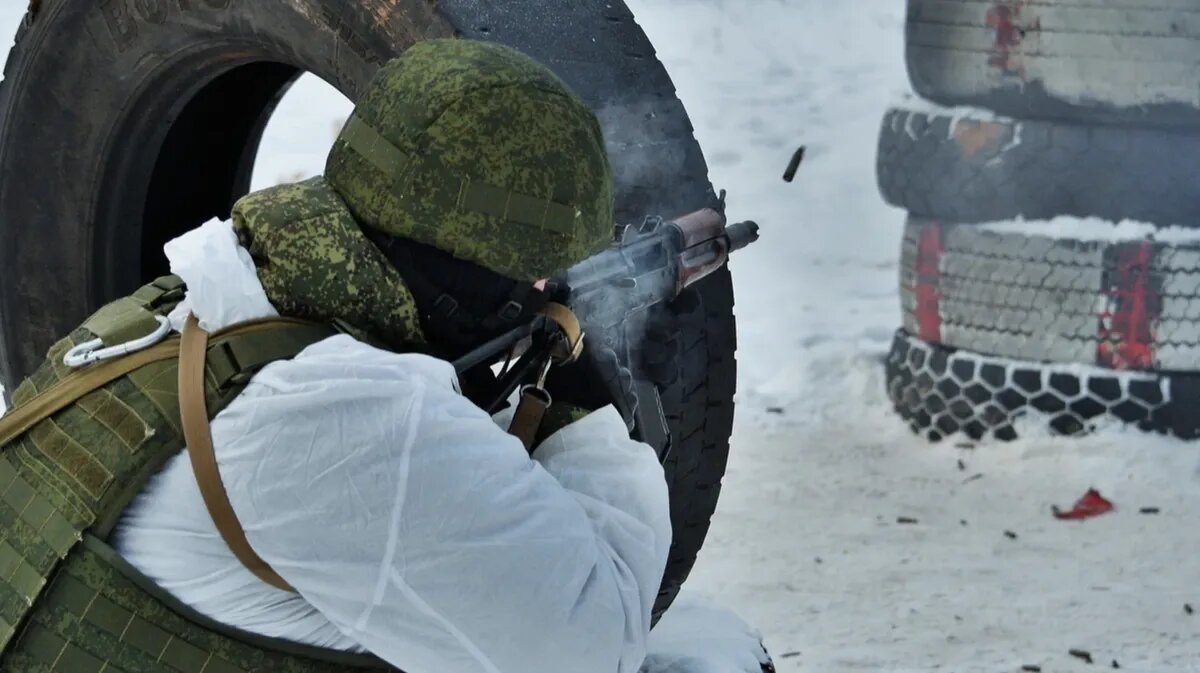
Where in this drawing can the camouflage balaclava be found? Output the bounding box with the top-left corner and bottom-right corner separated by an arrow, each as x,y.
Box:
324,38 -> 616,282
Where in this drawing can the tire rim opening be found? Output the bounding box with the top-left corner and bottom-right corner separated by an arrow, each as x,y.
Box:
116,63 -> 351,297
250,73 -> 354,193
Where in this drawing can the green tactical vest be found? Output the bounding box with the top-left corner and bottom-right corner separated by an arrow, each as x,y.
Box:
0,177 -> 421,672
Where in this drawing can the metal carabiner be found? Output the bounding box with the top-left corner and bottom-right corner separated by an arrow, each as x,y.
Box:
63,315 -> 173,368
534,354 -> 553,390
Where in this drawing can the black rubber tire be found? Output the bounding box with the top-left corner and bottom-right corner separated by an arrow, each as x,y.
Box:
884,329 -> 1200,442
0,0 -> 736,622
876,106 -> 1200,227
900,217 -> 1200,371
907,0 -> 1200,129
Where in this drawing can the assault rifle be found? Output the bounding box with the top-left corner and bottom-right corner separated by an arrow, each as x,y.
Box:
453,195 -> 760,456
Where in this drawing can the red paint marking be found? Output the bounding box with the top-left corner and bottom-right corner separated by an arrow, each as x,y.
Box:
914,222 -> 944,343
985,2 -> 1028,77
1052,488 -> 1115,521
1098,241 -> 1159,370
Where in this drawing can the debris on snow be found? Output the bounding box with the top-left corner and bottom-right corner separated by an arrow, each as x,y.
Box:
1069,648 -> 1094,664
1053,489 -> 1115,521
896,517 -> 919,525
1004,530 -> 1019,540
1139,507 -> 1160,515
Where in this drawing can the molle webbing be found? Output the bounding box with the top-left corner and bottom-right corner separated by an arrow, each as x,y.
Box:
7,537 -> 395,673
0,277 -> 396,672
339,115 -> 579,235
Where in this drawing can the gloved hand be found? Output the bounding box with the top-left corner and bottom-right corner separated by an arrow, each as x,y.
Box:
543,337 -> 640,433
639,317 -> 681,387
587,345 -> 640,433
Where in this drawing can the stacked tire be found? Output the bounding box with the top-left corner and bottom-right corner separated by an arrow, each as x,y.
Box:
879,0 -> 1200,441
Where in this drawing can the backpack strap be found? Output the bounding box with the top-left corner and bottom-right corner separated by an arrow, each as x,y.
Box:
179,313 -> 301,593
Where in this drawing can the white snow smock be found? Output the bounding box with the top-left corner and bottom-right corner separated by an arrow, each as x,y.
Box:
112,219 -> 673,673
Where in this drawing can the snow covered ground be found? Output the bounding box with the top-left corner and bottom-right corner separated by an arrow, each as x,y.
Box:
5,1 -> 1200,671
634,4 -> 1200,672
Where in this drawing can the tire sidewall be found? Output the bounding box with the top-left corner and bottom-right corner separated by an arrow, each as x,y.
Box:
0,0 -> 447,387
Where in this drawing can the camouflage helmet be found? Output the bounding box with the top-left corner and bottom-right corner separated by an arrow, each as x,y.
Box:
324,39 -> 615,282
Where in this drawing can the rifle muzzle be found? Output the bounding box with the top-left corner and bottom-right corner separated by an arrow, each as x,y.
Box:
726,220 -> 761,252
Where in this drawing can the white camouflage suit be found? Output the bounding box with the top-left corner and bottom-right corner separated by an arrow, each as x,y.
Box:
110,220 -> 771,673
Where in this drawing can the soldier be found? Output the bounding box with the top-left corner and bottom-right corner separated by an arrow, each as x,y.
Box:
0,39 -> 670,673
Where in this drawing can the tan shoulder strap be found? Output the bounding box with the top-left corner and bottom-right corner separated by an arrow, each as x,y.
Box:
0,316 -> 329,450
0,340 -> 180,448
508,387 -> 553,450
179,313 -> 297,593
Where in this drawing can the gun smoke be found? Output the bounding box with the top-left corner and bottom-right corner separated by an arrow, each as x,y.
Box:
584,94 -> 739,370
594,97 -> 712,221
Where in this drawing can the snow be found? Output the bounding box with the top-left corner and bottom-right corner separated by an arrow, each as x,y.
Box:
5,1 -> 1200,672
892,92 -> 1016,127
644,595 -> 771,673
980,216 -> 1200,245
250,77 -> 352,192
629,3 -> 1200,671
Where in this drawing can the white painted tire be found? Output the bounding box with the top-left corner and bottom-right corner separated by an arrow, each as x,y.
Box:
906,0 -> 1200,127
900,217 -> 1200,371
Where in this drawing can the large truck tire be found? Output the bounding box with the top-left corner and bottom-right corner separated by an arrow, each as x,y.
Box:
901,217 -> 1200,371
876,106 -> 1200,227
0,0 -> 736,622
884,329 -> 1200,442
907,0 -> 1200,129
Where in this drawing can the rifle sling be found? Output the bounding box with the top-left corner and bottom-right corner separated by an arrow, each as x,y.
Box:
509,386 -> 553,451
180,313 -> 297,593
506,303 -> 584,451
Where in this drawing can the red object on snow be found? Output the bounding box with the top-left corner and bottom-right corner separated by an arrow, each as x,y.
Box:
1052,489 -> 1115,521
